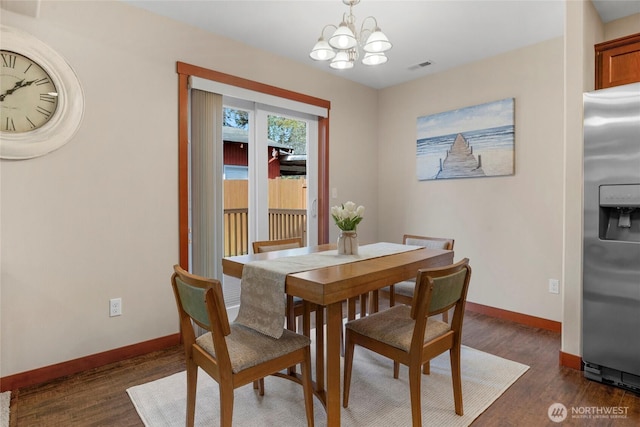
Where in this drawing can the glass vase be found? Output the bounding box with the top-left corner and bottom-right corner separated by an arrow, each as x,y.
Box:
337,230 -> 358,255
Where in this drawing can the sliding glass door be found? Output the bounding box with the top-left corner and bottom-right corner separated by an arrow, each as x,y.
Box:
223,98 -> 318,255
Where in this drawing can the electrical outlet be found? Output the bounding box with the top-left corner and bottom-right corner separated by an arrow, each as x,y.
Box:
549,279 -> 560,294
110,298 -> 122,317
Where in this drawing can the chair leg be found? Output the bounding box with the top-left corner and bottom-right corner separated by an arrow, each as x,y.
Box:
315,308 -> 325,389
252,379 -> 265,396
422,361 -> 430,375
370,290 -> 379,313
450,346 -> 464,415
286,295 -> 296,331
342,330 -> 355,408
393,361 -> 400,379
408,364 -> 423,427
219,382 -> 234,427
359,293 -> 368,317
286,296 -> 298,374
343,301 -> 356,357
185,361 -> 198,427
339,304 -> 344,357
389,284 -> 396,307
347,298 -> 357,320
303,302 -> 312,337
300,347 -> 315,427
442,308 -> 449,323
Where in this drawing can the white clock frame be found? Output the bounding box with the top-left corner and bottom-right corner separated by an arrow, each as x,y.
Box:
0,25 -> 84,160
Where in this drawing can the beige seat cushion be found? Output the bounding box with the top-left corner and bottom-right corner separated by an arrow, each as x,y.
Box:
393,280 -> 415,298
196,323 -> 310,373
345,305 -> 450,352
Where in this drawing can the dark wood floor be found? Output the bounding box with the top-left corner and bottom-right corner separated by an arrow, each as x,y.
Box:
8,309 -> 640,426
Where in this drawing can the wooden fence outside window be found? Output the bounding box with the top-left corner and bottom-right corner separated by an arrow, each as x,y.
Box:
223,208 -> 307,256
223,178 -> 308,256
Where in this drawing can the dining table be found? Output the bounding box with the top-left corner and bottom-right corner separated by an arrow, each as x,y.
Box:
222,242 -> 454,427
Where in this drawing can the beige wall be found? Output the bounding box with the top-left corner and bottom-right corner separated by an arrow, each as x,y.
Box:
0,0 -> 378,377
378,38 -> 564,321
604,13 -> 640,40
561,0 -> 601,360
1,0 -> 639,379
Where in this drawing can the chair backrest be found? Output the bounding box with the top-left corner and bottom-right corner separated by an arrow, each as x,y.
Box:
403,234 -> 454,251
252,237 -> 303,253
171,265 -> 231,360
410,258 -> 471,334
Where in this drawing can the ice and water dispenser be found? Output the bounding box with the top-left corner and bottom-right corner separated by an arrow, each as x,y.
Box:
599,184 -> 640,242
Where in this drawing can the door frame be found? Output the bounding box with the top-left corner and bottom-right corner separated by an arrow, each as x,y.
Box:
176,62 -> 331,268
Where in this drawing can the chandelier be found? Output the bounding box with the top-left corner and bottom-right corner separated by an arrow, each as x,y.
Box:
309,0 -> 392,70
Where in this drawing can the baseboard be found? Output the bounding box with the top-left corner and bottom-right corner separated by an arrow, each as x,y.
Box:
465,301 -> 562,333
465,302 -> 585,370
0,333 -> 180,392
559,351 -> 584,371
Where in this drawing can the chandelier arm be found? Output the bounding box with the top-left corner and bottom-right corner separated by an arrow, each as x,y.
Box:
320,24 -> 338,39
359,16 -> 379,40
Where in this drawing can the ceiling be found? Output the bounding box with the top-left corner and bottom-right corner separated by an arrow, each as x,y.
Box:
121,0 -> 639,89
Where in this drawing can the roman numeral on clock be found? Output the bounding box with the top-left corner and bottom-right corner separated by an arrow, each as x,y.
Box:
4,117 -> 16,131
34,77 -> 51,86
1,53 -> 16,68
36,106 -> 52,118
40,94 -> 57,104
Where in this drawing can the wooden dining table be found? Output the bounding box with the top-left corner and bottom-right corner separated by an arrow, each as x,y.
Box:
222,242 -> 454,427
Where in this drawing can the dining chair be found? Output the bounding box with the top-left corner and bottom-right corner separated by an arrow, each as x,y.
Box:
380,234 -> 455,321
252,237 -> 319,337
171,265 -> 314,427
342,258 -> 471,427
252,237 -> 304,254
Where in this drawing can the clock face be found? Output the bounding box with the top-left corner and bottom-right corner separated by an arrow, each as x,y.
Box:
1,50 -> 59,133
1,25 -> 84,160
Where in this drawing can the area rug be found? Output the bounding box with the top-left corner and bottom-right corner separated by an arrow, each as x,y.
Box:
127,345 -> 528,426
1,391 -> 10,427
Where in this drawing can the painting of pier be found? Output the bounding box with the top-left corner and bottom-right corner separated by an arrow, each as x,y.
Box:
416,98 -> 515,180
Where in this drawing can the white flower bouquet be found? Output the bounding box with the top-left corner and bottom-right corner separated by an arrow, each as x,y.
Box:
331,201 -> 365,231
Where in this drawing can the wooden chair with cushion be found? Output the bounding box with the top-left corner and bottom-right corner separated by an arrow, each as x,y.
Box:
252,237 -> 319,337
252,237 -> 304,254
380,234 -> 454,321
343,258 -> 471,427
171,265 -> 314,427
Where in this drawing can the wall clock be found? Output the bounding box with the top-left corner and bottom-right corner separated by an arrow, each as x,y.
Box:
0,25 -> 84,160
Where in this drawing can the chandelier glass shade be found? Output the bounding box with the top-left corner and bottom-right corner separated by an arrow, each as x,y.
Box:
309,0 -> 391,69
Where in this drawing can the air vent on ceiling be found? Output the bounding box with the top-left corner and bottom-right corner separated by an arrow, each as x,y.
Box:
408,61 -> 433,71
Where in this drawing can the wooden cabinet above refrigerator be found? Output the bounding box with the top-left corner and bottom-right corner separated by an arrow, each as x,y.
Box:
595,33 -> 640,90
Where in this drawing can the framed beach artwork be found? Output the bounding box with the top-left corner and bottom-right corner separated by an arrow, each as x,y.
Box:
416,98 -> 515,180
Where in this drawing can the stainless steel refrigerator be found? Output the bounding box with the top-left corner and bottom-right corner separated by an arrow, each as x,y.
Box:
583,82 -> 640,392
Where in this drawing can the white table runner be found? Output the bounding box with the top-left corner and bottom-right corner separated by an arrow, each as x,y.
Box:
234,242 -> 422,338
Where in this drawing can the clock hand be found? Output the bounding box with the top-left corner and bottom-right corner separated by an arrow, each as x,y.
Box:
0,79 -> 26,101
0,79 -> 37,101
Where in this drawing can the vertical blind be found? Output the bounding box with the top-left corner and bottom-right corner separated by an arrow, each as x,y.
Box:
190,89 -> 240,307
